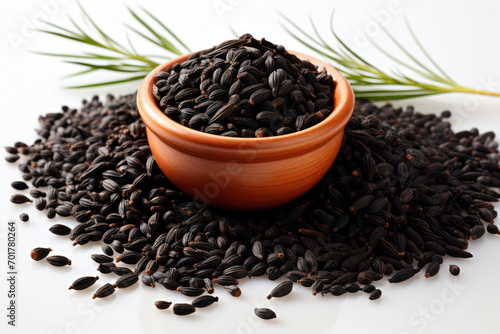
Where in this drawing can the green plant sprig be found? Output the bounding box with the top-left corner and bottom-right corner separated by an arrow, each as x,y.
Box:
280,11 -> 500,101
37,3 -> 500,101
36,2 -> 189,88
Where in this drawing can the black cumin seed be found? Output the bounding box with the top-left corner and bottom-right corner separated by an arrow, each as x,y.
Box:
254,308 -> 276,320
155,300 -> 172,310
69,276 -> 99,290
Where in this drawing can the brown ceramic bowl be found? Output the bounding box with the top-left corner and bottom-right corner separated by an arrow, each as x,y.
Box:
137,51 -> 354,211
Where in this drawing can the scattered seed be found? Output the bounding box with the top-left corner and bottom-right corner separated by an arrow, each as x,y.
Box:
267,280 -> 293,299
254,308 -> 277,320
191,295 -> 219,308
177,286 -> 205,297
69,276 -> 99,290
369,289 -> 382,300
362,284 -> 376,293
224,285 -> 241,297
155,300 -> 172,310
46,255 -> 71,267
30,247 -> 52,261
113,273 -> 139,288
97,263 -> 116,274
11,181 -> 29,190
91,254 -> 114,264
92,283 -> 115,299
5,155 -> 20,163
49,224 -> 72,236
172,303 -> 196,316
425,261 -> 440,278
10,194 -> 32,204
449,265 -> 460,276
388,267 -> 419,283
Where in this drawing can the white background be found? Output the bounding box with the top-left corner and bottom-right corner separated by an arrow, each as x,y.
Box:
1,1 -> 500,333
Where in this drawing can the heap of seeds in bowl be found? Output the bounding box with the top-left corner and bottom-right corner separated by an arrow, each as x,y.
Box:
152,34 -> 335,137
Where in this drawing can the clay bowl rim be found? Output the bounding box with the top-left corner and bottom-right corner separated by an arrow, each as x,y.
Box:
137,50 -> 354,162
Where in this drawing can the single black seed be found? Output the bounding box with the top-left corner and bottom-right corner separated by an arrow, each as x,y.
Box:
345,283 -> 361,293
155,300 -> 172,310
4,146 -> 18,154
92,283 -> 115,299
330,285 -> 346,296
91,254 -> 114,264
49,224 -> 72,236
425,261 -> 441,278
30,247 -> 52,261
388,267 -> 420,283
116,251 -> 142,264
224,285 -> 241,297
213,275 -> 239,286
101,244 -> 114,256
142,275 -> 156,288
11,181 -> 29,190
222,265 -> 248,279
46,255 -> 72,267
172,303 -> 196,316
254,308 -> 277,320
177,286 -> 205,297
29,190 -> 46,198
369,289 -> 382,300
19,213 -> 29,222
449,265 -> 460,276
113,273 -> 139,288
487,224 -> 500,234
362,284 -> 376,293
110,266 -> 133,276
10,194 -> 32,204
69,276 -> 99,290
204,278 -> 214,294
35,198 -> 46,210
191,295 -> 219,308
311,280 -> 325,295
5,155 -> 20,163
267,280 -> 293,299
159,278 -> 179,290
97,263 -> 116,274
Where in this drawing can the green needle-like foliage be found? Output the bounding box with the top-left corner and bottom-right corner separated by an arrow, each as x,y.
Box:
36,1 -> 189,88
280,11 -> 500,100
37,3 -> 500,100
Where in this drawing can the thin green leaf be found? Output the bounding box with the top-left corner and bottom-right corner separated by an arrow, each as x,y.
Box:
404,18 -> 456,84
377,23 -> 445,82
125,30 -> 139,56
37,29 -> 95,45
63,67 -> 98,78
126,25 -> 167,50
141,7 -> 190,52
33,51 -> 131,61
78,0 -> 118,46
64,60 -> 151,72
65,75 -> 148,89
328,13 -> 377,70
128,8 -> 181,54
278,12 -> 326,51
229,26 -> 239,39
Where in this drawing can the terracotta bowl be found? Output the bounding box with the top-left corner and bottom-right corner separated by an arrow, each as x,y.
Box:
137,51 -> 354,211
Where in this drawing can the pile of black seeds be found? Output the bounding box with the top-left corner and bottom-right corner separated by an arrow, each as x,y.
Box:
6,93 -> 500,318
152,33 -> 335,137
